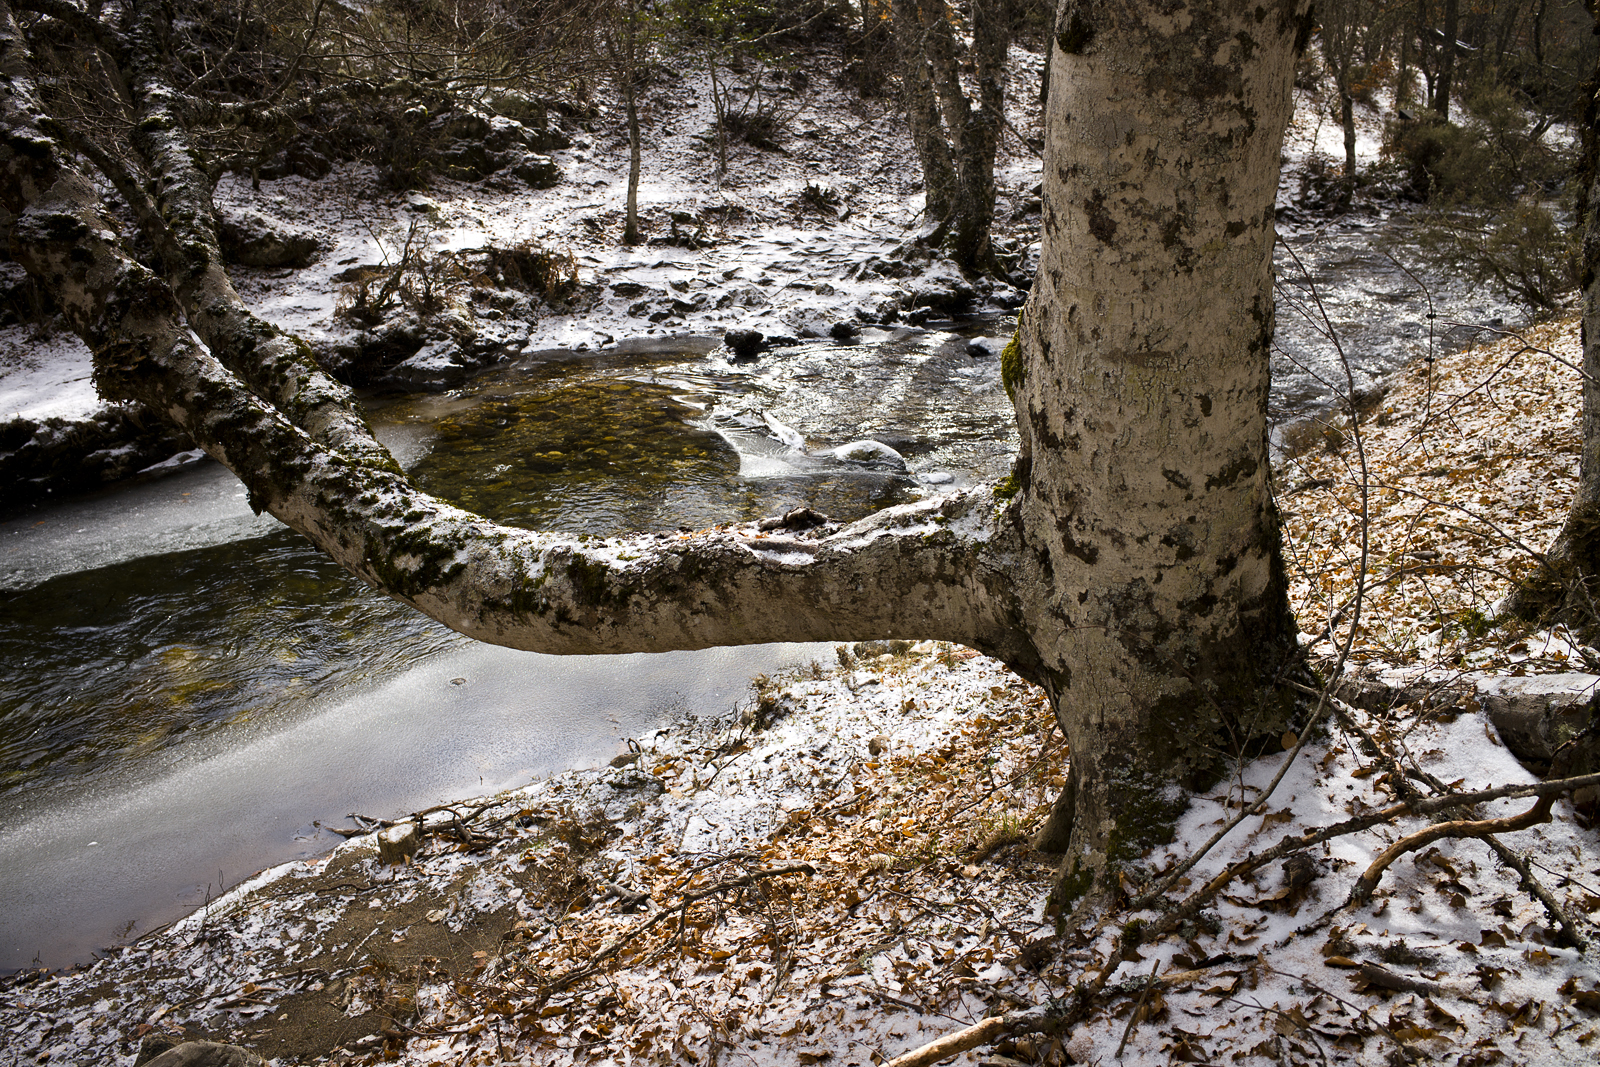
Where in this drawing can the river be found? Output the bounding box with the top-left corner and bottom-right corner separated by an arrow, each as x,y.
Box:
0,210 -> 1525,971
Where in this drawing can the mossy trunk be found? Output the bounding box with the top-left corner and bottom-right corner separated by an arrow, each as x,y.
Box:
1017,0 -> 1312,900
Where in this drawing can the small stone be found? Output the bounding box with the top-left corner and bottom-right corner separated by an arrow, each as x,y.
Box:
1282,853 -> 1318,889
867,735 -> 891,756
828,321 -> 859,342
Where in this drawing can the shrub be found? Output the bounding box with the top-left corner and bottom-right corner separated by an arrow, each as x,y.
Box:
482,244 -> 579,303
1388,85 -> 1571,205
1411,198 -> 1576,313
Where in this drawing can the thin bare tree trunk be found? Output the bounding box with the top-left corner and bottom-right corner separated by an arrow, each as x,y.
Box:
1432,0 -> 1458,119
623,0 -> 642,244
892,0 -> 957,224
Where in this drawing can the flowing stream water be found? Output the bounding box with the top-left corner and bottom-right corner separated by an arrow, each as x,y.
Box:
0,212 -> 1524,971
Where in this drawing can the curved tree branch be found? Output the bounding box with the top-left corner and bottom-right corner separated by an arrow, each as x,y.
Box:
123,0 -> 396,475
1,2 -> 1023,663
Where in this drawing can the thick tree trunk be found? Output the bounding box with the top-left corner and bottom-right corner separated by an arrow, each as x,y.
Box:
1508,14 -> 1600,629
1016,0 -> 1310,901
120,0 -> 395,476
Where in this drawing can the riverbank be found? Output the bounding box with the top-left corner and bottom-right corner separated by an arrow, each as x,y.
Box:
4,318 -> 1598,1066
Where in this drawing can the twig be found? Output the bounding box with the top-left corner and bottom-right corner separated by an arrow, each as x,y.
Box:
541,864 -> 815,995
1115,959 -> 1160,1058
1356,962 -> 1453,998
1136,769 -> 1600,948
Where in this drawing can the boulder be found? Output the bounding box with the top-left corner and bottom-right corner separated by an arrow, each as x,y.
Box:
141,1042 -> 267,1067
829,321 -> 860,342
908,261 -> 978,313
480,91 -> 572,150
217,210 -> 323,269
724,328 -> 764,358
510,152 -> 560,189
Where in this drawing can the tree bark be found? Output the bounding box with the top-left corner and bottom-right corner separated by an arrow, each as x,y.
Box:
1508,7 -> 1600,630
892,0 -> 958,224
1432,0 -> 1457,119
623,0 -> 642,244
890,0 -> 1008,273
1016,0 -> 1310,900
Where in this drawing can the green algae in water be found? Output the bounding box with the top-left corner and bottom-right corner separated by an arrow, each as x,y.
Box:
404,369 -> 920,535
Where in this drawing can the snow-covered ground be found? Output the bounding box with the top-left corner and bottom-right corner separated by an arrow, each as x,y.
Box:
0,44 -> 1047,425
0,43 -> 1415,431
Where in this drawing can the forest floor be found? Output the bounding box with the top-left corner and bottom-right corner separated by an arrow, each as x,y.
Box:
3,316 -> 1598,1067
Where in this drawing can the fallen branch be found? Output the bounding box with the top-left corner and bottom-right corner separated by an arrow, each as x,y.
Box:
1357,962 -> 1454,998
1332,701 -> 1592,949
885,1005 -> 1060,1067
1129,766 -> 1600,955
1350,797 -> 1554,904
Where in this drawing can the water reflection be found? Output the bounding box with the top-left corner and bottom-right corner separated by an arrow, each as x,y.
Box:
0,533 -> 447,803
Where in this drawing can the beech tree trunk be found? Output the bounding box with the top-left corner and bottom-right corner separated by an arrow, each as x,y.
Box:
0,0 -> 1310,902
1016,0 -> 1310,897
1509,8 -> 1600,630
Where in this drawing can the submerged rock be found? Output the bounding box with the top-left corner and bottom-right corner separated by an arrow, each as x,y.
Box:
828,439 -> 907,471
966,337 -> 1004,360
